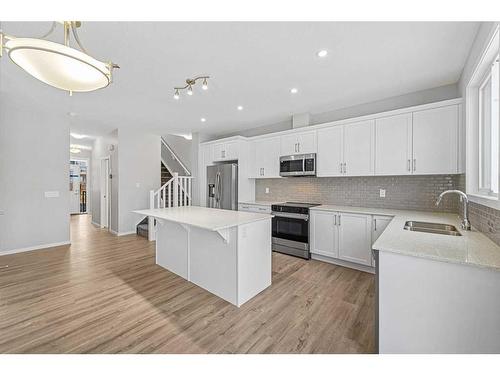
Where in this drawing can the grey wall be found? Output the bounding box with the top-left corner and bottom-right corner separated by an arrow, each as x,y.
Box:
162,134 -> 192,172
256,175 -> 463,213
215,83 -> 459,139
0,93 -> 70,253
118,129 -> 161,234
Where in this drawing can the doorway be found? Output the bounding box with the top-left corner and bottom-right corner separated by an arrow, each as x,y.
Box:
70,158 -> 89,215
100,157 -> 110,229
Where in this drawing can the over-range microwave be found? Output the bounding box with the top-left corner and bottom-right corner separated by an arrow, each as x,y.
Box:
279,153 -> 316,177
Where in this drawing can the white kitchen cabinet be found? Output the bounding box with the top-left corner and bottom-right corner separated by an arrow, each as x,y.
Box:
317,126 -> 343,176
310,211 -> 338,258
338,212 -> 372,266
317,120 -> 374,177
372,215 -> 392,244
375,114 -> 412,175
280,131 -> 317,155
343,120 -> 375,176
213,141 -> 238,161
412,105 -> 458,174
251,137 -> 281,178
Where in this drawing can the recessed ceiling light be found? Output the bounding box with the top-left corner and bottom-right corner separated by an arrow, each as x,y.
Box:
67,112 -> 77,117
70,148 -> 81,154
200,118 -> 206,122
317,50 -> 328,57
290,88 -> 298,94
237,106 -> 243,111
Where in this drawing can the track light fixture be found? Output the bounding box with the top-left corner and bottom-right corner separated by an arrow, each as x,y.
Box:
173,76 -> 210,99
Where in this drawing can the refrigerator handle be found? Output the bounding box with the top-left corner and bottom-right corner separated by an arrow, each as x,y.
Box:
215,172 -> 221,208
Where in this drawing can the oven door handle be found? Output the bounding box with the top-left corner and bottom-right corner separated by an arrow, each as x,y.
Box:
271,211 -> 309,221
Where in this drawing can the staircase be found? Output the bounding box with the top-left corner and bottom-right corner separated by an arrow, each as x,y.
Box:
137,136 -> 193,240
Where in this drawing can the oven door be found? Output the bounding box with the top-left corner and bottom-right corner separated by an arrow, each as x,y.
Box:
272,212 -> 309,249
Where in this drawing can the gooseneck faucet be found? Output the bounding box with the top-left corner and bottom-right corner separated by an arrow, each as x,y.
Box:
435,190 -> 471,230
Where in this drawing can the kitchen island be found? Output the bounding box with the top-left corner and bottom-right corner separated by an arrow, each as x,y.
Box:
133,206 -> 272,307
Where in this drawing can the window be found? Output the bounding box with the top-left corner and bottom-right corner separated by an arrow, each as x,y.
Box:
479,55 -> 499,195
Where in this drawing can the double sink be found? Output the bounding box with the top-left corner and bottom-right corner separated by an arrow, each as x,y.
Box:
404,221 -> 462,236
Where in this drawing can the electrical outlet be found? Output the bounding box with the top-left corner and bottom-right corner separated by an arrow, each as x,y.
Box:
379,189 -> 386,198
265,187 -> 270,194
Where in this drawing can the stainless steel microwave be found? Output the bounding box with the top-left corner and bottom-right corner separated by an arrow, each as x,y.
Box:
279,153 -> 316,177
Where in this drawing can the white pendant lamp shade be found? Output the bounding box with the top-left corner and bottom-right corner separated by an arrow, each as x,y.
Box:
6,38 -> 111,92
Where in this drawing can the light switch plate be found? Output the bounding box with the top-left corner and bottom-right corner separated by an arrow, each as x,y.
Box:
44,191 -> 60,198
379,189 -> 386,198
265,187 -> 270,194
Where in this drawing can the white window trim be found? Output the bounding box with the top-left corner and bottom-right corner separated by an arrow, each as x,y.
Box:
466,25 -> 500,210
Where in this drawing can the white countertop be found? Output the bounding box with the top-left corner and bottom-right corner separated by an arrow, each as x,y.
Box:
134,206 -> 272,232
311,205 -> 500,272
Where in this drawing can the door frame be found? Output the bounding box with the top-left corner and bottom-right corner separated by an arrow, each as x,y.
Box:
100,156 -> 111,229
70,157 -> 90,214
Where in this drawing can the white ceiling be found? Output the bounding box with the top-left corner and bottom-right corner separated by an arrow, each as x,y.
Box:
1,22 -> 479,138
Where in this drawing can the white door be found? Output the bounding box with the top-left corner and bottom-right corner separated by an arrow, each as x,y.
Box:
338,212 -> 372,266
70,164 -> 81,214
257,137 -> 280,178
100,158 -> 110,229
296,131 -> 317,154
310,211 -> 338,258
375,114 -> 413,175
412,105 -> 458,174
317,126 -> 343,176
343,120 -> 375,176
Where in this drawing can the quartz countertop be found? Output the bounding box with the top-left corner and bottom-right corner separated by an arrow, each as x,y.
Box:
310,205 -> 500,272
134,206 -> 272,232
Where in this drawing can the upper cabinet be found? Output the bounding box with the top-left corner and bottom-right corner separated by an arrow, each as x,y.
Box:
412,105 -> 458,175
375,114 -> 413,175
317,120 -> 375,177
250,137 -> 281,178
280,130 -> 317,155
213,141 -> 239,161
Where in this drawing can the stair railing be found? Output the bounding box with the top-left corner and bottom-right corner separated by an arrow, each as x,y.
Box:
148,172 -> 193,241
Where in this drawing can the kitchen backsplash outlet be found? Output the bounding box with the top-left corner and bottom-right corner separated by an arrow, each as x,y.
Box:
256,174 -> 463,213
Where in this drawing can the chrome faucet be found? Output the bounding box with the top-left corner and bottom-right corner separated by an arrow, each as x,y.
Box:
435,190 -> 471,230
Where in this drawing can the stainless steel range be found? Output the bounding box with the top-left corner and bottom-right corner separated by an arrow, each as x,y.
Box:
271,202 -> 320,259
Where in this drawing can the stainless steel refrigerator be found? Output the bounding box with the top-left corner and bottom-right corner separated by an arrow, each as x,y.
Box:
207,163 -> 238,210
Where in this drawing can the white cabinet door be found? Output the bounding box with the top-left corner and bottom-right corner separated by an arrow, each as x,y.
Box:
224,142 -> 238,160
343,120 -> 375,176
310,211 -> 338,258
213,143 -> 225,161
375,114 -> 412,175
317,126 -> 343,177
412,105 -> 458,174
254,137 -> 280,178
372,215 -> 392,244
296,131 -> 317,154
280,131 -> 317,155
338,212 -> 372,266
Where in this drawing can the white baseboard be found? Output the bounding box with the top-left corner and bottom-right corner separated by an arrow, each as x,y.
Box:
311,253 -> 375,274
118,231 -> 136,236
109,229 -> 118,235
91,221 -> 101,227
0,241 -> 71,256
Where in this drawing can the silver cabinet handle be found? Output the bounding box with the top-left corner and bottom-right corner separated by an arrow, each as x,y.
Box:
413,158 -> 416,171
333,214 -> 337,226
338,214 -> 341,226
374,219 -> 377,231
294,143 -> 297,153
298,142 -> 300,153
407,159 -> 411,172
262,167 -> 265,176
339,162 -> 343,174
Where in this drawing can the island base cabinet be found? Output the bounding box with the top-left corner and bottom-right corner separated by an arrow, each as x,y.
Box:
155,218 -> 272,307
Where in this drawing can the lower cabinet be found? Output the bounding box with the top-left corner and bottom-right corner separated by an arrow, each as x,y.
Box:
372,215 -> 392,244
310,210 -> 373,269
238,203 -> 271,214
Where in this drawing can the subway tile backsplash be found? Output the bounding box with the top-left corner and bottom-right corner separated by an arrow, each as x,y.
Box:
256,175 -> 463,213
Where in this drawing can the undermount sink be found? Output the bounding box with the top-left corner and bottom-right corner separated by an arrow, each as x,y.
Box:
403,221 -> 462,236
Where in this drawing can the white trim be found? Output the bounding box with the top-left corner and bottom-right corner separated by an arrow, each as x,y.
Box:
91,220 -> 101,227
469,194 -> 500,210
109,228 -> 118,235
117,230 -> 136,236
0,241 -> 71,256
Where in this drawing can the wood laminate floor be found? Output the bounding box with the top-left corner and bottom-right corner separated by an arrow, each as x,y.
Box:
0,214 -> 375,353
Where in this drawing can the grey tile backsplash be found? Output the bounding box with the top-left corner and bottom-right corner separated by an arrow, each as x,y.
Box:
256,175 -> 462,212
256,173 -> 500,246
